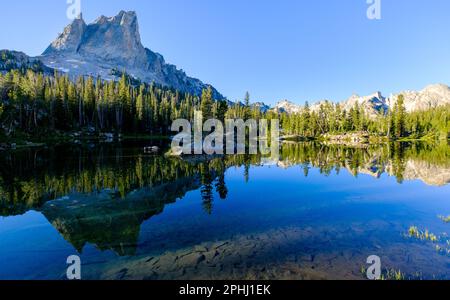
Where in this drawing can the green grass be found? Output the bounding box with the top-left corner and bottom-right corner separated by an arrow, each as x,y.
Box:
407,226 -> 439,242
382,269 -> 406,281
360,267 -> 408,281
438,215 -> 450,223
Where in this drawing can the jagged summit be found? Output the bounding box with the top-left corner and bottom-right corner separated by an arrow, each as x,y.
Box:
342,91 -> 388,117
42,10 -> 144,65
39,11 -> 223,98
77,10 -> 145,67
388,83 -> 450,112
271,84 -> 450,117
274,100 -> 303,114
43,15 -> 86,54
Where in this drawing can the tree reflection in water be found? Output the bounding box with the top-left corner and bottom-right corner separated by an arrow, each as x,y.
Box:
0,141 -> 449,256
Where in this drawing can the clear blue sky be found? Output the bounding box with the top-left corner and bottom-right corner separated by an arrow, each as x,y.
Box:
1,0 -> 450,105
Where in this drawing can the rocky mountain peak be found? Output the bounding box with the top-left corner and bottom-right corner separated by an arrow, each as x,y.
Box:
37,11 -> 223,99
251,102 -> 270,113
43,10 -> 145,62
268,83 -> 449,117
342,91 -> 388,117
386,83 -> 450,112
42,10 -> 146,68
118,10 -> 138,24
93,11 -> 137,26
77,10 -> 145,67
274,100 -> 303,114
43,15 -> 86,55
422,83 -> 450,94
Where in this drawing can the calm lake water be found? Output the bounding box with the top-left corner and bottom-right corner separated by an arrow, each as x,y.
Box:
0,141 -> 449,280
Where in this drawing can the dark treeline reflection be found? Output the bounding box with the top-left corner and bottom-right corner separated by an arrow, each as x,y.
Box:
0,142 -> 449,255
0,144 -> 226,216
1,142 -> 450,216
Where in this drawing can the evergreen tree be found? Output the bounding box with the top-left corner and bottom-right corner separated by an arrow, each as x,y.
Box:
136,84 -> 145,122
244,91 -> 251,120
394,94 -> 406,139
200,87 -> 214,120
216,99 -> 228,122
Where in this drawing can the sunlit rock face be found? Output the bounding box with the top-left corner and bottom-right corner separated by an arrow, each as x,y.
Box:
388,84 -> 450,113
78,11 -> 147,67
39,11 -> 222,98
43,14 -> 86,54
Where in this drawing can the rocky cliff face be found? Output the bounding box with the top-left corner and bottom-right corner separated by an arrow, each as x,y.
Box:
43,14 -> 86,54
39,11 -> 223,99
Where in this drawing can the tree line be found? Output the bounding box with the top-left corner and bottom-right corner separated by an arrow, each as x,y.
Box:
280,95 -> 450,140
0,68 -> 449,141
0,69 -> 226,136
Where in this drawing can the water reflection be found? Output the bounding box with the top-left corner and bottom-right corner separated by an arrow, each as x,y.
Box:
0,142 -> 449,260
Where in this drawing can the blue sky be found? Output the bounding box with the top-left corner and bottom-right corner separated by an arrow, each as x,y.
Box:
1,0 -> 450,105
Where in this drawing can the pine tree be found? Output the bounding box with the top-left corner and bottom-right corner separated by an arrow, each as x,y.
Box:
244,91 -> 251,120
216,100 -> 228,122
83,76 -> 95,125
67,82 -> 77,125
76,76 -> 85,126
200,87 -> 214,120
394,94 -> 406,139
301,101 -> 311,137
136,84 -> 145,122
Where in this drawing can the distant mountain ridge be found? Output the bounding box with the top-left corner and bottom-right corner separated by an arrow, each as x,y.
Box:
0,50 -> 54,75
272,84 -> 450,116
38,11 -> 223,99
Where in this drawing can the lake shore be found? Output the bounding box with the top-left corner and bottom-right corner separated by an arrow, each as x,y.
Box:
0,131 -> 171,151
1,130 -> 447,152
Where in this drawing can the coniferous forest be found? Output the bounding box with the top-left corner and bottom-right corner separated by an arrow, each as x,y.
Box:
0,68 -> 449,143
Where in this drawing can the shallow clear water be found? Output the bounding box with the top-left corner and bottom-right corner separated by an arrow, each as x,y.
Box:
0,142 -> 449,280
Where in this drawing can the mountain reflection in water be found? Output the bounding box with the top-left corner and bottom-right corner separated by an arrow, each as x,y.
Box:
0,141 -> 449,280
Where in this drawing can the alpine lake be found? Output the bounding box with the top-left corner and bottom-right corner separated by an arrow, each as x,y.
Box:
0,140 -> 449,280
